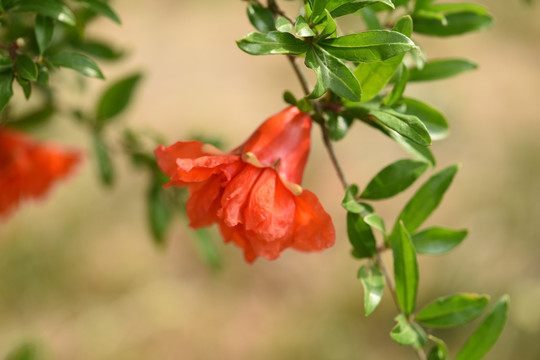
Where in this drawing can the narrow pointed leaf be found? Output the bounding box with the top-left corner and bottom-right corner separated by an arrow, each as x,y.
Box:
93,134 -> 114,186
305,45 -> 361,101
396,165 -> 459,234
383,62 -> 408,106
413,5 -> 493,37
247,3 -> 275,32
358,263 -> 384,315
96,73 -> 142,127
35,15 -> 55,55
16,76 -> 31,99
193,228 -> 223,271
74,0 -> 121,24
0,72 -> 14,112
148,184 -> 171,244
417,293 -> 489,328
49,52 -> 104,79
412,227 -> 467,255
455,295 -> 509,360
347,212 -> 377,258
309,0 -> 328,23
317,10 -> 337,39
13,0 -> 75,25
361,159 -> 429,200
15,54 -> 38,81
327,0 -> 394,18
409,59 -> 477,82
369,108 -> 431,146
399,98 -> 448,140
388,129 -> 436,166
360,8 -> 382,29
237,31 -> 308,55
320,30 -> 415,62
393,222 -> 418,316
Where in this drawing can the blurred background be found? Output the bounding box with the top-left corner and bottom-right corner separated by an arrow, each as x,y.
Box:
1,0 -> 539,359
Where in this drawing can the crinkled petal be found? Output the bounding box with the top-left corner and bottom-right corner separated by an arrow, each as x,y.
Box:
218,221 -> 257,263
186,175 -> 224,228
154,141 -> 206,175
292,189 -> 336,251
244,168 -> 295,242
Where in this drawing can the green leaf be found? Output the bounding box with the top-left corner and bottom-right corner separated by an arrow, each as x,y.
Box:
295,15 -> 316,37
341,184 -> 367,213
327,111 -> 352,141
275,16 -> 294,33
364,213 -> 386,234
398,98 -> 448,140
347,212 -> 377,259
361,159 -> 429,200
354,15 -> 412,103
93,134 -> 114,186
71,40 -> 124,60
192,228 -> 223,271
0,72 -> 14,112
37,67 -> 49,86
35,15 -> 55,55
309,0 -> 328,23
417,293 -> 489,328
396,165 -> 459,234
412,227 -> 467,255
383,62 -> 408,106
327,0 -> 394,18
316,10 -> 337,40
320,30 -> 415,62
148,184 -> 171,245
305,45 -> 361,101
393,222 -> 418,316
427,335 -> 448,360
455,295 -> 509,360
389,129 -> 436,166
15,54 -> 37,81
358,263 -> 384,315
96,73 -> 142,128
283,90 -> 297,105
247,3 -> 275,32
16,76 -> 31,99
73,0 -> 121,24
0,57 -> 14,72
9,105 -> 54,130
413,5 -> 493,37
409,59 -> 477,82
369,108 -> 431,146
360,8 -> 382,30
49,52 -> 104,79
5,342 -> 39,360
390,314 -> 427,349
237,31 -> 308,55
13,0 -> 76,26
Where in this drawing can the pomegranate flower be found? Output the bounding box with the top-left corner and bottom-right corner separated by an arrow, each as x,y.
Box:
154,106 -> 335,263
0,128 -> 81,218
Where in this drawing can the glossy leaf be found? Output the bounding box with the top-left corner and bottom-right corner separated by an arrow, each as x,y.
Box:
72,41 -> 124,60
0,57 -> 14,72
15,54 -> 37,81
417,293 -> 489,328
399,98 -> 448,140
275,17 -> 294,33
327,0 -> 394,18
396,165 -> 459,234
247,3 -> 275,32
412,227 -> 467,255
342,184 -> 369,213
96,73 -> 142,128
389,129 -> 436,166
295,15 -> 316,37
0,72 -> 14,112
237,31 -> 309,55
390,314 -> 427,349
414,5 -> 493,37
35,15 -> 55,55
369,108 -> 431,146
358,263 -> 384,316
309,0 -> 328,23
455,295 -> 509,360
361,159 -> 429,200
364,213 -> 386,234
320,30 -> 415,62
409,59 -> 477,82
305,45 -> 361,101
148,184 -> 171,244
74,0 -> 121,24
354,15 -> 412,103
347,212 -> 377,259
327,111 -> 352,141
383,62 -> 408,106
427,336 -> 448,360
93,135 -> 114,186
13,0 -> 76,26
316,10 -> 337,40
393,222 -> 418,316
49,52 -> 105,79
16,76 -> 31,99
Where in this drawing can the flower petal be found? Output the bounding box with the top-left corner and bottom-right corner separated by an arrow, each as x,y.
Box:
186,175 -> 224,228
292,190 -> 335,251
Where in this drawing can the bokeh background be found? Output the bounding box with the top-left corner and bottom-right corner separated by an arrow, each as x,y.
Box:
1,0 -> 540,359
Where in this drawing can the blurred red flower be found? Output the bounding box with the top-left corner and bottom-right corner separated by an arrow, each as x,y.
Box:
0,128 -> 81,218
154,106 -> 335,263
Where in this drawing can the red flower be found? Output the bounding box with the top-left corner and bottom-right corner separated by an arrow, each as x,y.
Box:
154,106 -> 335,263
0,128 -> 81,218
